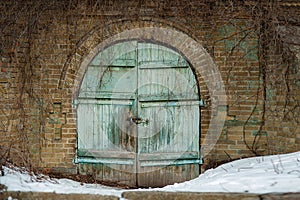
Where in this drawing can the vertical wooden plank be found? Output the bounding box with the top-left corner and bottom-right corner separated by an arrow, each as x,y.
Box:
137,42 -> 200,187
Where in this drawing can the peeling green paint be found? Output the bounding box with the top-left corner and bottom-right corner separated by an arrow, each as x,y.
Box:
216,21 -> 258,61
266,88 -> 275,100
225,119 -> 263,126
252,130 -> 267,136
48,117 -> 61,124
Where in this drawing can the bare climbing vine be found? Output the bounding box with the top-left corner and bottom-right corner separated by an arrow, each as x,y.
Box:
205,0 -> 300,156
0,0 -> 299,174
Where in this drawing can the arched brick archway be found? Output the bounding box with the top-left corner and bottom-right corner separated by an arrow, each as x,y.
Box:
61,20 -> 226,169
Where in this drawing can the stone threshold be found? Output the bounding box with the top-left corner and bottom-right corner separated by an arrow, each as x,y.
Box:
1,191 -> 300,200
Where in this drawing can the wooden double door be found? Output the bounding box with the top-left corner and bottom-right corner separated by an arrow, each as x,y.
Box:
76,41 -> 202,187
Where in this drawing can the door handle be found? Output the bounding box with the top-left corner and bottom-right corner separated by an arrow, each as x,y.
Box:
130,117 -> 149,125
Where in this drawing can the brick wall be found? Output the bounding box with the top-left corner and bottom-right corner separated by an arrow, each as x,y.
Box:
0,0 -> 299,173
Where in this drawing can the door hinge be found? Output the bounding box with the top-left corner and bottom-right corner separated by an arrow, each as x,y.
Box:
199,99 -> 205,107
72,99 -> 78,108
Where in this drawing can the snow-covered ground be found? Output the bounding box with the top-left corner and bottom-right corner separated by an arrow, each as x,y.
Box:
1,151 -> 300,198
161,151 -> 300,194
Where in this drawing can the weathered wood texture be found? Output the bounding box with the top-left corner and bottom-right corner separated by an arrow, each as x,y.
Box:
77,41 -> 200,187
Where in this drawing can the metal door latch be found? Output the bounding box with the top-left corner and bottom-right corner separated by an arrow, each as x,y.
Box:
130,117 -> 149,125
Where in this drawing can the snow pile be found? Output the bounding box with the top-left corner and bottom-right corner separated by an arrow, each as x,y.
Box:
0,151 -> 300,197
162,151 -> 300,193
0,166 -> 123,197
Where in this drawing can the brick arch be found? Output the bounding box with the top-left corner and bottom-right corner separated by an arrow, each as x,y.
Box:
59,18 -> 200,90
64,21 -> 226,157
64,20 -> 206,98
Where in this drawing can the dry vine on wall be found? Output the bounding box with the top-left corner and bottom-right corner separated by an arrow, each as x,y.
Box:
0,0 -> 299,175
0,1 -> 66,173
205,1 -> 299,159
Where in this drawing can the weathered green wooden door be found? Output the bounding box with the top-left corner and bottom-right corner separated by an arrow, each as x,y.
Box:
76,41 -> 201,187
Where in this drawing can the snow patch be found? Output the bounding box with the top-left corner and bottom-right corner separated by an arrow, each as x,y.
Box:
1,151 -> 300,197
